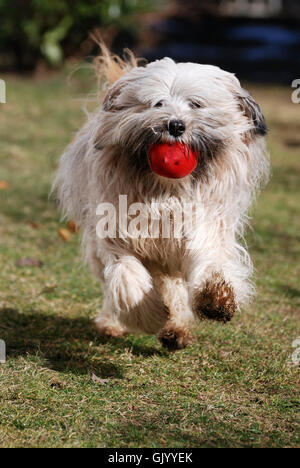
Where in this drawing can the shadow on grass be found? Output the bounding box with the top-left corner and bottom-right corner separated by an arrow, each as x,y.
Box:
0,308 -> 163,377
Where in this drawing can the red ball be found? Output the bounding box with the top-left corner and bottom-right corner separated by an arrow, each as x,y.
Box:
148,143 -> 198,179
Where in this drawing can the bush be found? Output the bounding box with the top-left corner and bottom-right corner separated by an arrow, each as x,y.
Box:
0,0 -> 156,70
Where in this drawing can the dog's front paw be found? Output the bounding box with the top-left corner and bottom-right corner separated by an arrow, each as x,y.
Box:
192,274 -> 236,323
105,257 -> 152,311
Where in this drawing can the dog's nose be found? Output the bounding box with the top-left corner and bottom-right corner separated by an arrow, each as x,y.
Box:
168,119 -> 186,137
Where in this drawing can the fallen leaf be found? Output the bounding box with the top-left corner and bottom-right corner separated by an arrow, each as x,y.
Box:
91,373 -> 109,385
67,221 -> 78,233
16,257 -> 44,268
0,181 -> 9,190
39,284 -> 57,295
27,220 -> 40,229
58,228 -> 71,241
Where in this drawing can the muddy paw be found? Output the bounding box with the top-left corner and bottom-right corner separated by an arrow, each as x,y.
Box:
193,274 -> 236,323
158,324 -> 191,351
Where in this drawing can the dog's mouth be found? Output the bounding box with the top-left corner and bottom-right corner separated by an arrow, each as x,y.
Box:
148,142 -> 198,179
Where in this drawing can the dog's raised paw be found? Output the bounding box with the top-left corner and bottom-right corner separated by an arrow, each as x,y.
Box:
193,274 -> 236,323
158,324 -> 191,351
105,258 -> 152,311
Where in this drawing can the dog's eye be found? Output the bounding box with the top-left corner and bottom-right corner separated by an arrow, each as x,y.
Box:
189,101 -> 203,109
154,100 -> 163,108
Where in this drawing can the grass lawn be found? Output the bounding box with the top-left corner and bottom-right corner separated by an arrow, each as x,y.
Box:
0,69 -> 299,448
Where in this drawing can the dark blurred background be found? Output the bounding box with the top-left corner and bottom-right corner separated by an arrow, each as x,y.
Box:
1,0 -> 300,83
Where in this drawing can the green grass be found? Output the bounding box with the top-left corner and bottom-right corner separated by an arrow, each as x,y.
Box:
0,70 -> 299,448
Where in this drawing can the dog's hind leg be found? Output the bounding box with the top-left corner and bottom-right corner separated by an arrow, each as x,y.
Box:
157,275 -> 194,350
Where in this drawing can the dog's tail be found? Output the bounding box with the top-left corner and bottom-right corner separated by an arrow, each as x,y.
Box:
92,38 -> 141,87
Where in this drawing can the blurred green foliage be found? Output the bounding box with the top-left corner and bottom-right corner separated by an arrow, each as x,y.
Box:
0,0 -> 156,70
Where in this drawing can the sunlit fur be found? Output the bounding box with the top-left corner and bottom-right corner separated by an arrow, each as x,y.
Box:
53,49 -> 269,347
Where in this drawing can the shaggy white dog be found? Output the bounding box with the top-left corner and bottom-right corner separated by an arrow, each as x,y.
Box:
53,47 -> 269,350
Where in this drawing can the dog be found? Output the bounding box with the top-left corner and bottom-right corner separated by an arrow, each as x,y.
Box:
53,45 -> 269,350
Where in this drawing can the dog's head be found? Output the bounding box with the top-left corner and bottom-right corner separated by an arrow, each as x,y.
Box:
96,57 -> 267,181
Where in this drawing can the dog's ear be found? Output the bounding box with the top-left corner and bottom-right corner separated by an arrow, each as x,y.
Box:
102,80 -> 125,112
238,90 -> 268,137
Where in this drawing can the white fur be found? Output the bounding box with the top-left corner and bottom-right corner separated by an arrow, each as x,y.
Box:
53,57 -> 269,342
